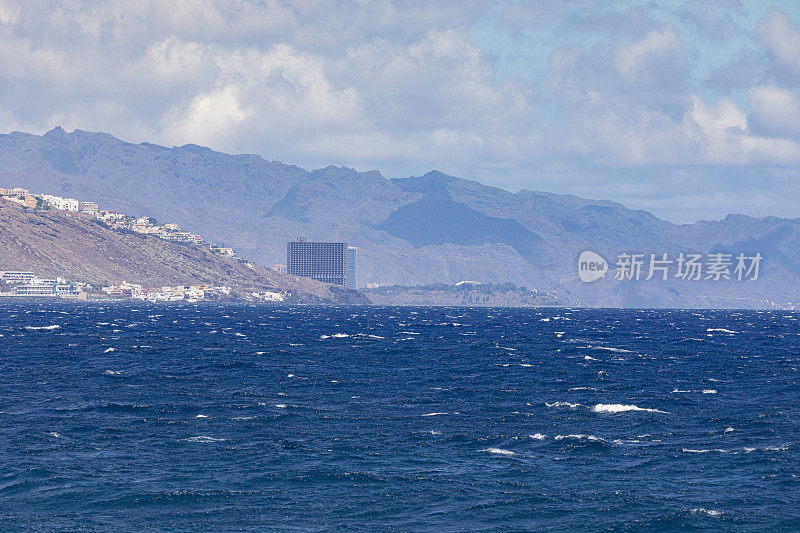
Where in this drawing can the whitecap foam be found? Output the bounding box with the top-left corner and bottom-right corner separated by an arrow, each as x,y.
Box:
422,412 -> 448,416
275,404 -> 287,408
584,345 -> 632,353
529,433 -> 546,440
592,403 -> 668,414
320,333 -> 350,339
555,434 -> 606,443
706,328 -> 737,334
702,389 -> 717,394
186,436 -> 225,443
103,370 -> 121,375
690,508 -> 723,517
25,325 -> 61,331
480,447 -> 515,456
195,414 -> 208,418
103,347 -> 116,353
584,356 -> 599,361
546,401 -> 583,410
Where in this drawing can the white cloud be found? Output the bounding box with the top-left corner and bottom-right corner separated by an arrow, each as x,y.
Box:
0,0 -> 19,24
615,28 -> 681,75
757,10 -> 800,76
748,85 -> 800,138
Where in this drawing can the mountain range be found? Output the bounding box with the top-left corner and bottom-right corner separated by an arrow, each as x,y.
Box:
1,126 -> 799,308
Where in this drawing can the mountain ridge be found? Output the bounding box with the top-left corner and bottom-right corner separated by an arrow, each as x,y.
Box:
2,127 -> 799,308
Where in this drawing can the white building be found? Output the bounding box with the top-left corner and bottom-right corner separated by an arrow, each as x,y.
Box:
79,201 -> 98,214
1,271 -> 35,283
42,194 -> 79,211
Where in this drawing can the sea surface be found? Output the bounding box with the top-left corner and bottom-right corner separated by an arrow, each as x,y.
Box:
0,302 -> 798,531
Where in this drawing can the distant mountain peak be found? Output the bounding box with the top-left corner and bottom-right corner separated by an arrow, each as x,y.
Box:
44,125 -> 66,137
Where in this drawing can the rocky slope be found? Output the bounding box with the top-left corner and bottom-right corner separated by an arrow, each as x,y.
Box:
0,199 -> 368,305
2,127 -> 800,308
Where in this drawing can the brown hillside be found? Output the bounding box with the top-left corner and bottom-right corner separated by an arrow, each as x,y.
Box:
0,199 -> 367,304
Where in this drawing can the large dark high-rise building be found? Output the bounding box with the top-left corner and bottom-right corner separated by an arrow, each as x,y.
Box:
287,240 -> 348,286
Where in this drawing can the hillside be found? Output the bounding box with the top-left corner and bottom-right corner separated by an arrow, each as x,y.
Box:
2,127 -> 800,308
0,199 -> 367,305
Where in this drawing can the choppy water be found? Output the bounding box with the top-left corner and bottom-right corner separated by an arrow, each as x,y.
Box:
1,302 -> 799,531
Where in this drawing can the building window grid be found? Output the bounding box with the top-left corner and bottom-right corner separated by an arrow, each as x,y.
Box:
287,242 -> 347,286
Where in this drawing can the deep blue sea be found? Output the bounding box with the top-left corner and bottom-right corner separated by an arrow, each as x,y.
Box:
1,302 -> 799,531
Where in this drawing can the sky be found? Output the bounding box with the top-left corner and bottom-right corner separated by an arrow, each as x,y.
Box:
1,0 -> 799,223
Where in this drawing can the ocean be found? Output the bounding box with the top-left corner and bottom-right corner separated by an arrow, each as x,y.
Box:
1,302 -> 798,531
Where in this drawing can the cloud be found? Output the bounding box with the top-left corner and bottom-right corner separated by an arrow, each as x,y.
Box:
615,28 -> 682,75
0,0 -> 799,222
748,85 -> 800,138
757,9 -> 800,77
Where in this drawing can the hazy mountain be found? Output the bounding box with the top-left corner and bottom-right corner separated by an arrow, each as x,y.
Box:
2,127 -> 798,308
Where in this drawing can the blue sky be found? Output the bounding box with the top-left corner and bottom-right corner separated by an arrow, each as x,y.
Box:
0,0 -> 799,222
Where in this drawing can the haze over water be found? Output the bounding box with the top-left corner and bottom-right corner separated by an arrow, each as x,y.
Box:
1,302 -> 798,530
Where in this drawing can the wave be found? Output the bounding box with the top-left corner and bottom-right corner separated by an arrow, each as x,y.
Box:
702,389 -> 717,394
24,324 -> 61,331
103,347 -> 116,353
706,328 -> 737,334
583,345 -> 633,353
422,412 -> 447,416
683,448 -> 731,454
555,434 -> 607,443
529,433 -> 546,440
690,508 -> 723,517
103,370 -> 121,375
320,333 -> 350,339
186,436 -> 225,443
479,447 -> 515,456
546,401 -> 583,410
592,403 -> 668,414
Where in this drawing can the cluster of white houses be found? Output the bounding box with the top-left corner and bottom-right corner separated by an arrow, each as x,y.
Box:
0,272 -> 250,302
101,281 -> 234,302
0,271 -> 84,297
1,186 -> 235,257
101,282 -> 285,303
